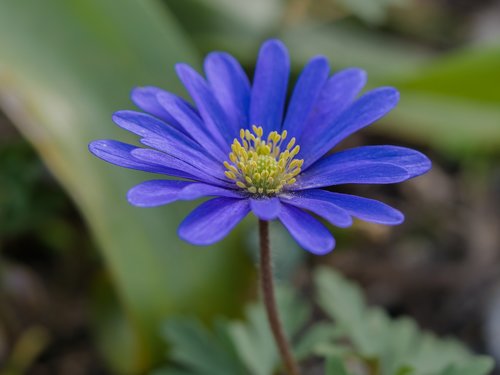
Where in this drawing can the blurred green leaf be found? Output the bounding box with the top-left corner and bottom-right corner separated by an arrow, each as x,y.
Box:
188,0 -> 284,34
436,357 -> 496,375
166,0 -> 431,80
154,267 -> 494,375
325,356 -> 350,375
333,0 -> 406,25
294,322 -> 343,360
155,287 -> 311,375
397,45 -> 500,102
160,318 -> 248,375
314,267 -> 494,375
386,45 -> 500,155
0,0 -> 252,372
166,0 -> 284,37
228,286 -> 310,375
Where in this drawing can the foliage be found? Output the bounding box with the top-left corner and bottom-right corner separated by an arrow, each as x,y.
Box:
153,268 -> 494,375
0,1 -> 253,372
333,0 -> 408,25
1,0 -> 499,373
314,268 -> 494,375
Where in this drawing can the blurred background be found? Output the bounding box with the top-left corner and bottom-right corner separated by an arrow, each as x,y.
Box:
1,0 -> 499,374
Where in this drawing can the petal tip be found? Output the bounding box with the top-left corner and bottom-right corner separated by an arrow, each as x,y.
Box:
382,86 -> 400,103
307,237 -> 336,255
88,139 -> 100,152
259,39 -> 290,63
175,62 -> 195,78
88,139 -> 114,156
336,216 -> 354,228
390,210 -> 405,225
417,154 -> 433,176
177,226 -> 216,246
126,190 -> 147,207
204,50 -> 230,64
262,38 -> 287,50
130,85 -> 147,97
111,110 -> 132,124
373,209 -> 405,225
310,55 -> 329,66
348,67 -> 368,83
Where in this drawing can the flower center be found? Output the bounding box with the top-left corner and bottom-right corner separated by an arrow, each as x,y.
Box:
224,125 -> 303,196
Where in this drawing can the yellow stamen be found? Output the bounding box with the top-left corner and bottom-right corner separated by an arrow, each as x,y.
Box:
223,125 -> 303,196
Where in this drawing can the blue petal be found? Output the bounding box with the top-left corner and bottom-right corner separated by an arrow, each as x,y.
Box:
278,203 -> 335,255
311,145 -> 431,178
295,162 -> 410,190
178,197 -> 250,246
156,91 -> 228,161
113,110 -> 227,174
282,56 -> 330,140
89,139 -> 187,176
130,86 -> 185,133
301,190 -> 404,225
250,39 -> 290,134
280,193 -> 352,228
113,111 -> 228,177
302,87 -> 400,169
139,137 -> 225,179
127,180 -> 241,207
176,63 -> 236,148
250,197 -> 281,220
298,68 -> 366,150
127,180 -> 192,207
204,52 -> 250,133
131,148 -> 232,187
177,183 -> 242,200
112,110 -> 201,151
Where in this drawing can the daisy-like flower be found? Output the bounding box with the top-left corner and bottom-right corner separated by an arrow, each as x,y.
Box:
89,39 -> 431,255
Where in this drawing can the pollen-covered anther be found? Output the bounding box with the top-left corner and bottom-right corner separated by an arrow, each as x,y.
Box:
224,125 -> 303,196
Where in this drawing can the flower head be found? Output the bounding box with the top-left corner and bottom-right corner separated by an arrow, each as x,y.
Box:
89,39 -> 431,254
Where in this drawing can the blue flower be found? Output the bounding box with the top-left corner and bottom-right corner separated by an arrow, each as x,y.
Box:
89,39 -> 431,255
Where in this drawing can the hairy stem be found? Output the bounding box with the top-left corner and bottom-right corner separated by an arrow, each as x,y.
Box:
258,220 -> 300,375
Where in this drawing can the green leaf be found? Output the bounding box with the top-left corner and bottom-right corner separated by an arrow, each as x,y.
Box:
333,0 -> 406,25
380,317 -> 420,374
160,318 -> 248,375
325,356 -> 349,375
166,0 -> 431,80
314,267 -> 495,375
294,323 -> 343,360
228,286 -> 310,375
394,366 -> 415,375
0,0 -> 252,372
436,357 -> 495,375
314,266 -> 378,355
156,287 -> 310,375
386,45 -> 500,155
184,0 -> 284,35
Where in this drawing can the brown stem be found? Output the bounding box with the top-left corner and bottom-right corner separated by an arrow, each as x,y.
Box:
258,220 -> 300,375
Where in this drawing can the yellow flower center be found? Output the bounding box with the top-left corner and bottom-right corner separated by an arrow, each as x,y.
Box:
224,125 -> 303,196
